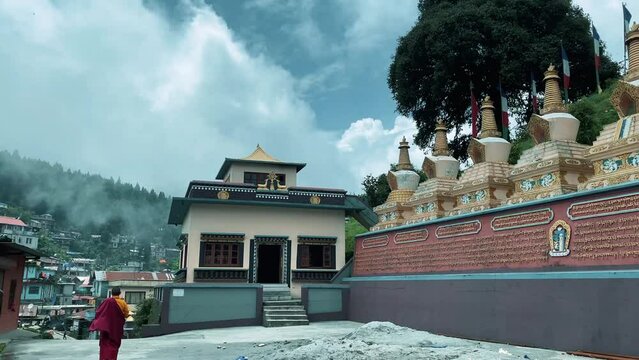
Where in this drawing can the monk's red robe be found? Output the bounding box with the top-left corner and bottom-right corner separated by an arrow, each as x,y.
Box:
90,298 -> 126,360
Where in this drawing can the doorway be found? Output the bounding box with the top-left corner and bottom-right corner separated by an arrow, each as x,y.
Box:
257,244 -> 282,283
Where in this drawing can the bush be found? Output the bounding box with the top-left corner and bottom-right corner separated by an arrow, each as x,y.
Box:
133,297 -> 161,337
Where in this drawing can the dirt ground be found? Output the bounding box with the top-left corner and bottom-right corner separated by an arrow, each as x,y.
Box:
2,321 -> 589,360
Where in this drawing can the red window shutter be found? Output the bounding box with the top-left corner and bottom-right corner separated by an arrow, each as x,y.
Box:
299,245 -> 310,268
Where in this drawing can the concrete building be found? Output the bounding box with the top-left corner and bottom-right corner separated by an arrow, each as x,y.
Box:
168,145 -> 375,296
30,214 -> 55,233
90,271 -> 174,311
0,216 -> 39,249
0,236 -> 42,333
20,260 -> 56,305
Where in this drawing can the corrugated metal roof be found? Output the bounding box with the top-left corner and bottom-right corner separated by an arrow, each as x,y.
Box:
0,216 -> 27,227
104,271 -> 174,282
93,271 -> 107,282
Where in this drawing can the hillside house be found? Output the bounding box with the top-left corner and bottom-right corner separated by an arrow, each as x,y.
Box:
0,216 -> 39,249
90,271 -> 174,311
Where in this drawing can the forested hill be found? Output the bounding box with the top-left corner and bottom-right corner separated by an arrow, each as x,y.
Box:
0,150 -> 180,259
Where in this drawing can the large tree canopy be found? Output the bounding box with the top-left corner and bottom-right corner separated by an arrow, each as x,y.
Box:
388,0 -> 619,160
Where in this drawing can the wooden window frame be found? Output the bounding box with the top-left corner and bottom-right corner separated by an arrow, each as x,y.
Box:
297,244 -> 336,269
0,270 -> 3,316
199,242 -> 244,267
243,172 -> 286,186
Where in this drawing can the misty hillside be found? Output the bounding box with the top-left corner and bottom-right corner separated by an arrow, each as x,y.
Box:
0,150 -> 180,265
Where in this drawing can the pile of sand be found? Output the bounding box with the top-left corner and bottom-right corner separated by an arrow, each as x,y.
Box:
260,321 -> 584,360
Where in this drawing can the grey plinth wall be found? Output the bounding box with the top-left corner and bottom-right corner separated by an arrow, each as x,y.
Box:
301,284 -> 349,322
346,270 -> 639,356
142,283 -> 263,337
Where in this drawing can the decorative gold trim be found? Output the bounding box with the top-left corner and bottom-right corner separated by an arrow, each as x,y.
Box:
432,119 -> 450,156
479,96 -> 501,138
467,138 -> 486,164
397,136 -> 414,170
528,114 -> 550,144
540,64 -> 567,115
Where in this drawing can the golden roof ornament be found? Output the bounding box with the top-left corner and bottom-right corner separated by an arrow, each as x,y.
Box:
432,119 -> 450,156
242,144 -> 280,162
625,22 -> 639,82
541,64 -> 567,114
479,96 -> 501,138
396,136 -> 414,170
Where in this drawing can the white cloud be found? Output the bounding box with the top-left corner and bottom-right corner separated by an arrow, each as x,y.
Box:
573,0 -> 635,63
0,0 -> 426,197
0,1 -> 346,193
337,116 -> 423,182
339,0 -> 419,53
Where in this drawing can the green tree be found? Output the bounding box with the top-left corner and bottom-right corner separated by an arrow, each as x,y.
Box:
388,0 -> 619,160
345,218 -> 367,261
361,173 -> 391,208
133,298 -> 161,337
38,234 -> 69,260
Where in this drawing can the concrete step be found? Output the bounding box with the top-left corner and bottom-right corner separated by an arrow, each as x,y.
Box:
264,314 -> 308,320
263,306 -> 306,312
262,285 -> 290,292
263,299 -> 302,306
263,309 -> 307,316
263,295 -> 292,301
263,318 -> 309,327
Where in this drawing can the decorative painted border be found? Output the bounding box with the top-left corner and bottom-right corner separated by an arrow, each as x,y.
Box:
191,185 -> 256,193
361,235 -> 389,249
256,193 -> 289,200
490,208 -> 554,231
435,220 -> 482,239
567,191 -> 639,220
289,191 -> 345,198
250,237 -> 290,284
344,269 -> 639,282
393,229 -> 428,244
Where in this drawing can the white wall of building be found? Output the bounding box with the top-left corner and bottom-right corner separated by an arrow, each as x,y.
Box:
183,204 -> 345,295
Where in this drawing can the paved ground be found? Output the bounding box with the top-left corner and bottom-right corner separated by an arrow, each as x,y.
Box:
2,321 -> 588,360
2,321 -> 362,360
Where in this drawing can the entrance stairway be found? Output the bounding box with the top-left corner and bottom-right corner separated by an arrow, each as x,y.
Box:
262,284 -> 309,327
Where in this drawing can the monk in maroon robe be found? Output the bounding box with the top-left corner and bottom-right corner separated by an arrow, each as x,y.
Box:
90,287 -> 129,360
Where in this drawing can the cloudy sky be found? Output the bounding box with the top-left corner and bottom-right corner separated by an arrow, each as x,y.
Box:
0,0 -> 635,196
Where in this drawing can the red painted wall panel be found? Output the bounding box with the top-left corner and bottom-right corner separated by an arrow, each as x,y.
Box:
354,185 -> 639,276
0,255 -> 25,333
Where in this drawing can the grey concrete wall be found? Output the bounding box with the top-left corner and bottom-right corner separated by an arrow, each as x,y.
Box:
348,277 -> 639,356
168,287 -> 257,324
302,285 -> 349,322
142,283 -> 262,337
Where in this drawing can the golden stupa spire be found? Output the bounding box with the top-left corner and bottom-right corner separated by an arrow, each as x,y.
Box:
541,64 -> 567,114
432,119 -> 450,156
626,22 -> 639,82
479,96 -> 501,138
396,136 -> 414,170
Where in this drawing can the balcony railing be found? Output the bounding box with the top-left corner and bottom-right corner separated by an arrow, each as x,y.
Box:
292,270 -> 338,282
174,269 -> 187,283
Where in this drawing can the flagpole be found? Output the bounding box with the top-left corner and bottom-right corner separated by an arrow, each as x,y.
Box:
624,2 -> 628,75
592,22 -> 602,94
561,42 -> 569,103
